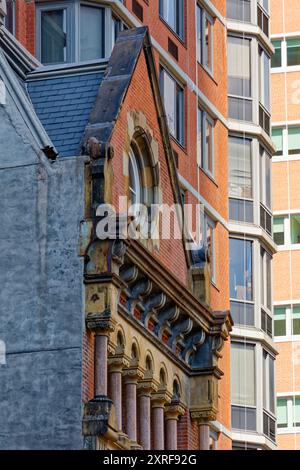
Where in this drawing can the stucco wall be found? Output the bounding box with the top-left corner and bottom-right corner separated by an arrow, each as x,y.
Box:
0,83 -> 85,449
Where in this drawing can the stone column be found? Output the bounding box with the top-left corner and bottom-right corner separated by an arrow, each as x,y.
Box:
165,403 -> 185,450
137,380 -> 158,450
123,367 -> 144,447
199,423 -> 210,450
86,312 -> 116,398
151,391 -> 171,450
108,356 -> 129,432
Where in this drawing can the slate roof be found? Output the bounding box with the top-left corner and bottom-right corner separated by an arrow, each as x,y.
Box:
26,71 -> 104,157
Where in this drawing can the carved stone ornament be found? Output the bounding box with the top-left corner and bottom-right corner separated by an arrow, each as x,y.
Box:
86,310 -> 116,334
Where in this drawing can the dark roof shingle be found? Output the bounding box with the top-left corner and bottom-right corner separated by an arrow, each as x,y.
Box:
27,71 -> 104,157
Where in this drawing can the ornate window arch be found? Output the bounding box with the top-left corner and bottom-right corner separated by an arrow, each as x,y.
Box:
128,129 -> 159,208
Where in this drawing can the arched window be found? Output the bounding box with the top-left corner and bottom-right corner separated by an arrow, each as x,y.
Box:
128,130 -> 158,208
129,147 -> 142,206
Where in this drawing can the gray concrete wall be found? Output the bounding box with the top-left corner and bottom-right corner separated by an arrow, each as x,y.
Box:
0,76 -> 85,449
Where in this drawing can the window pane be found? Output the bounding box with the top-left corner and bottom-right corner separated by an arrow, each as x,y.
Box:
205,117 -> 213,173
288,126 -> 300,155
4,0 -> 15,34
260,146 -> 271,209
227,0 -> 251,22
229,198 -> 254,223
228,96 -> 252,121
160,0 -> 183,37
292,306 -> 300,335
272,127 -> 283,155
271,40 -> 282,68
231,343 -> 255,406
287,39 -> 300,66
294,398 -> 300,426
197,108 -> 202,165
231,405 -> 256,431
228,36 -> 251,98
41,10 -> 66,64
204,15 -> 212,71
277,399 -> 288,427
230,238 -> 253,301
290,215 -> 300,244
269,356 -> 275,414
259,0 -> 269,11
231,300 -> 255,326
266,252 -> 272,310
196,5 -> 202,62
80,6 -> 104,61
265,151 -> 271,208
273,217 -> 285,245
259,48 -> 270,110
161,70 -> 176,136
274,307 -> 286,336
229,136 -> 252,199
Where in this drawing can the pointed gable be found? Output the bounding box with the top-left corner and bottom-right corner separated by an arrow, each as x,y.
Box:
82,27 -> 190,283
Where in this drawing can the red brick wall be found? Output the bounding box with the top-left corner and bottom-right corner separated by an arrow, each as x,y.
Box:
15,0 -> 35,56
110,48 -> 189,283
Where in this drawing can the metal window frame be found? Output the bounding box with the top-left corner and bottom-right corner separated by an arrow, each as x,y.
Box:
197,3 -> 214,75
160,65 -> 185,146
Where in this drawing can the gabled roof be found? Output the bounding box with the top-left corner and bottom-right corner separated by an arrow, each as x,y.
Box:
81,26 -> 193,268
27,68 -> 105,158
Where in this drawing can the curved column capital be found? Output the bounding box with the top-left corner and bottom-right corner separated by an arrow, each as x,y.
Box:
86,311 -> 116,335
108,354 -> 130,373
165,402 -> 185,421
137,379 -> 159,397
123,366 -> 145,384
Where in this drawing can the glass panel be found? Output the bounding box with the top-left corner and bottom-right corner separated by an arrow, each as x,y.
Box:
41,9 -> 66,65
4,0 -> 15,34
196,5 -> 202,62
230,238 -> 253,301
227,0 -> 251,22
271,40 -> 282,68
197,108 -> 202,165
205,117 -> 213,173
160,0 -> 176,30
231,300 -> 255,326
294,398 -> 300,426
287,38 -> 300,66
259,48 -> 270,110
231,343 -> 255,406
229,198 -> 254,223
160,0 -> 182,35
272,127 -> 283,155
265,151 -> 271,208
259,0 -> 269,12
273,217 -> 285,245
290,215 -> 300,244
266,252 -> 272,310
228,97 -> 252,121
80,6 -> 104,61
231,405 -> 256,431
260,146 -> 271,209
274,307 -> 286,336
269,356 -> 275,413
288,126 -> 300,154
228,36 -> 251,97
292,306 -> 300,335
204,15 -> 212,70
229,136 -> 252,199
277,398 -> 288,427
161,70 -> 176,136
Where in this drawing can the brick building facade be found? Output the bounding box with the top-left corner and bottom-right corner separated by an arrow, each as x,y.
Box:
0,0 -> 277,450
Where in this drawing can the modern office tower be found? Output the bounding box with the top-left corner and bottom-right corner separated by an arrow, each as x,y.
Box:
270,0 -> 300,450
0,1 -> 232,450
226,0 -> 276,449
